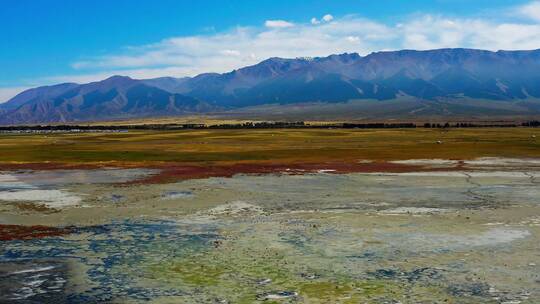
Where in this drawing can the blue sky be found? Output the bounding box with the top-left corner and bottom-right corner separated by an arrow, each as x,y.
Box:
2,0 -> 540,101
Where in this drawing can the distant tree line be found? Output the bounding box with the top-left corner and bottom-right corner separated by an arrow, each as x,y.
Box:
522,120 -> 540,127
208,121 -> 306,129
342,123 -> 416,129
0,120 -> 539,132
424,122 -> 519,128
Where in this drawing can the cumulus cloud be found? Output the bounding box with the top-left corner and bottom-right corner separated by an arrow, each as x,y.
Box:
264,20 -> 294,28
4,1 -> 540,102
516,1 -> 540,22
311,13 -> 334,25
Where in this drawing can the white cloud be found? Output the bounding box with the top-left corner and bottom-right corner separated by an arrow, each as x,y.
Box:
10,1 -> 540,91
399,14 -> 540,51
0,87 -> 32,103
221,49 -> 241,56
264,20 -> 294,28
516,1 -> 540,22
311,14 -> 333,25
68,17 -> 394,80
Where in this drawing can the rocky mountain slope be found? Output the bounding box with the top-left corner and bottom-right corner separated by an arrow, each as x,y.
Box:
3,48 -> 540,124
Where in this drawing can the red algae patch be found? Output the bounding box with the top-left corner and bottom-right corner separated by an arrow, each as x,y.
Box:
0,224 -> 72,241
128,161 -> 451,185
0,160 -> 466,185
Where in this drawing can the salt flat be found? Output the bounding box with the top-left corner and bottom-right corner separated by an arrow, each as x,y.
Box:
0,158 -> 539,303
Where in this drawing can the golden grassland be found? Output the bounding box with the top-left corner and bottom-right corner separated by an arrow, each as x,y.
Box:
56,115 -> 345,127
0,128 -> 538,167
66,114 -> 529,127
81,115 -> 262,126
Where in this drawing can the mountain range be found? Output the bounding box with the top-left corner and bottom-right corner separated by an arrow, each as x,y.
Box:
3,48 -> 540,124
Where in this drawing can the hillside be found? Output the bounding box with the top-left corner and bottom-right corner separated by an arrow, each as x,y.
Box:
3,48 -> 540,124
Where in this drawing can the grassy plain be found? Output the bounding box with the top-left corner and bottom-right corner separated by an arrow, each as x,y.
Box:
0,128 -> 538,166
1,128 -> 540,302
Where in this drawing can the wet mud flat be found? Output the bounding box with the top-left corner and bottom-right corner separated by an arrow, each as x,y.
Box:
0,159 -> 539,303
